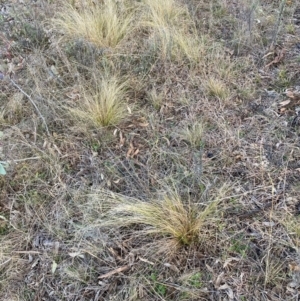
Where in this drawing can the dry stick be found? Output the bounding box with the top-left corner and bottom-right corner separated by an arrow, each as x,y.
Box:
272,0 -> 287,46
10,79 -> 50,136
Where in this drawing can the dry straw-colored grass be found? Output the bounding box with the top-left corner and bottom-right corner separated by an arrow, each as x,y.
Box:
142,0 -> 188,28
55,0 -> 135,48
177,121 -> 206,149
204,77 -> 230,100
57,0 -> 206,62
141,0 -> 205,62
150,27 -> 206,62
100,184 -> 229,249
68,77 -> 130,128
1,0 -> 298,299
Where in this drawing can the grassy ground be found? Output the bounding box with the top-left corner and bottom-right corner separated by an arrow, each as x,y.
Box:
1,0 -> 300,300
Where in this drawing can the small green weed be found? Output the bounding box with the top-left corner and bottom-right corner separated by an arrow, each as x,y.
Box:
230,239 -> 249,257
150,273 -> 167,297
276,67 -> 291,89
188,272 -> 203,288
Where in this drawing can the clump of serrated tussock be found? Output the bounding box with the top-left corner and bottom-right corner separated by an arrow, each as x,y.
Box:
140,0 -> 206,63
67,76 -> 130,128
55,0 -> 135,48
204,77 -> 230,100
176,121 -> 206,149
92,184 -> 231,252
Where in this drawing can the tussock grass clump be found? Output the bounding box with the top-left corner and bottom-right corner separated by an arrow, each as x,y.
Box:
102,185 -> 229,249
142,0 -> 188,28
142,0 -> 205,63
177,121 -> 206,149
147,88 -> 165,110
68,77 -> 130,128
150,27 -> 206,62
55,0 -> 134,48
204,77 -> 230,100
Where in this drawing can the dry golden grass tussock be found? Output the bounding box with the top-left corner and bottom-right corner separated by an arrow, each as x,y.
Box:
142,0 -> 188,28
204,77 -> 230,100
101,184 -> 230,249
174,31 -> 207,63
141,0 -> 204,63
177,121 -> 206,149
68,77 -> 130,128
148,26 -> 206,63
55,0 -> 135,48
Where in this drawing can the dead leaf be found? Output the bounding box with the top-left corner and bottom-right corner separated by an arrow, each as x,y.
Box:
31,258 -> 39,268
286,89 -> 300,100
126,142 -> 134,158
68,251 -> 85,258
205,264 -> 214,274
265,48 -> 286,68
279,99 -> 291,107
119,131 -> 125,147
215,271 -> 225,288
98,265 -> 129,279
289,263 -> 300,272
133,148 -> 139,156
218,283 -> 235,298
139,257 -> 154,265
218,283 -> 230,290
223,257 -> 240,268
287,285 -> 297,293
262,221 -> 275,227
53,144 -> 62,155
263,52 -> 273,59
286,90 -> 295,99
279,107 -> 286,114
7,62 -> 15,76
50,65 -> 59,76
164,262 -> 180,273
51,261 -> 58,274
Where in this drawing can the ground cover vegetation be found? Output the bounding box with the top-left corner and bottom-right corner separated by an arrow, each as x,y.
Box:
0,0 -> 300,300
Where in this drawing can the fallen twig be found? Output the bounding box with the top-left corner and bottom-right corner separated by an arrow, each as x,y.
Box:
98,265 -> 130,279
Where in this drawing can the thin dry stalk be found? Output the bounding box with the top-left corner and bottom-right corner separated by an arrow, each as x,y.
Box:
10,79 -> 50,136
